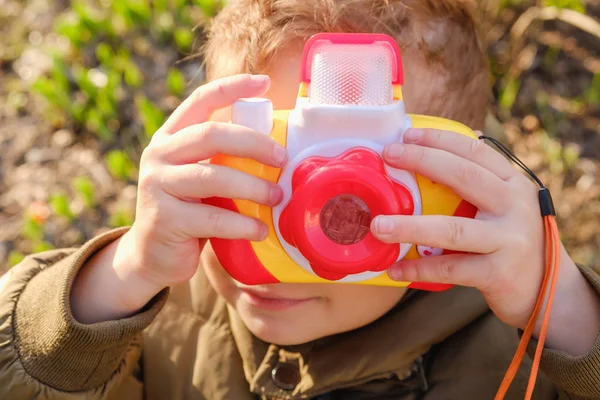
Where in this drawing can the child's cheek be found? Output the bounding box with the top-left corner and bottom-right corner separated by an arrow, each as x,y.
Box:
201,245 -> 239,300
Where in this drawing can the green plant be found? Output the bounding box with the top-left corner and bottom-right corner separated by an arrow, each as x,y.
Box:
585,73 -> 600,106
563,143 -> 580,169
541,0 -> 585,13
21,215 -> 45,242
19,211 -> 56,258
105,150 -> 137,181
167,68 -> 187,97
50,192 -> 76,221
8,251 -> 25,268
136,95 -> 166,139
193,0 -> 225,17
499,76 -> 521,113
174,28 -> 195,53
109,206 -> 135,228
31,56 -> 72,122
72,176 -> 97,209
33,241 -> 56,253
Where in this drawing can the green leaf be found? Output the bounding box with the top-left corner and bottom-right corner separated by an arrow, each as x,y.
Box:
109,207 -> 135,228
563,144 -> 580,168
499,76 -> 521,112
50,57 -> 72,94
127,0 -> 153,25
33,241 -> 56,253
73,1 -> 108,37
135,95 -> 165,139
8,251 -> 25,267
22,216 -> 44,242
167,68 -> 186,96
96,90 -> 118,120
31,76 -> 71,112
72,176 -> 96,209
105,150 -> 137,181
73,67 -> 98,98
174,0 -> 187,10
96,43 -> 115,66
153,0 -> 168,13
85,108 -> 114,142
124,62 -> 143,88
193,0 -> 224,17
50,193 -> 76,221
55,12 -> 90,47
174,28 -> 194,53
541,0 -> 585,13
585,73 -> 600,106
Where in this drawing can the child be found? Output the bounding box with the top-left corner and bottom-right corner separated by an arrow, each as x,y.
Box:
1,0 -> 599,399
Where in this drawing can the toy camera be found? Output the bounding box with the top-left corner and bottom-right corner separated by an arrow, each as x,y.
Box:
206,33 -> 478,291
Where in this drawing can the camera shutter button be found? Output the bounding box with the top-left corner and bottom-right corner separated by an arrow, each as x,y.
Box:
232,98 -> 273,135
417,245 -> 444,258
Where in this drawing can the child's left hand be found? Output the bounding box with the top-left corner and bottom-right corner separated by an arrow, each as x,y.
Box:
371,128 -> 600,355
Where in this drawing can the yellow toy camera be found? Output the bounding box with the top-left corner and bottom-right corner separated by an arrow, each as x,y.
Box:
206,33 -> 478,291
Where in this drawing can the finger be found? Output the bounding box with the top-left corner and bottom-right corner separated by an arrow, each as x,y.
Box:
383,143 -> 507,213
161,164 -> 283,206
387,253 -> 493,290
156,122 -> 287,166
177,202 -> 267,241
402,128 -> 517,180
158,74 -> 271,135
371,215 -> 501,254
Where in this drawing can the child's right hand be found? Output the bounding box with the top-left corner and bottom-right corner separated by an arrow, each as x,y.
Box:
71,74 -> 286,323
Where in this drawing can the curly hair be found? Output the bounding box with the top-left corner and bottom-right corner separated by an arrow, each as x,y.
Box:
202,0 -> 491,129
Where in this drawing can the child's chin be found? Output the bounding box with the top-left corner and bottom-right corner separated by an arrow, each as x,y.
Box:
241,312 -> 326,346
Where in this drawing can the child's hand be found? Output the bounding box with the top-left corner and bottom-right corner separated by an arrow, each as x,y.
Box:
129,74 -> 285,289
71,74 -> 286,322
371,128 -> 600,354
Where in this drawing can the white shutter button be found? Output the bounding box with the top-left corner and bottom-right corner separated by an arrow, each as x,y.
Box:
232,98 -> 273,135
417,245 -> 444,258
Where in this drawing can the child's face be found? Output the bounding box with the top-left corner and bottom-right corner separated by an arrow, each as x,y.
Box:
204,48 -> 435,345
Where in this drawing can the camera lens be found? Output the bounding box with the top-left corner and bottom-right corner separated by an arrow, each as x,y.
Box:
319,194 -> 371,245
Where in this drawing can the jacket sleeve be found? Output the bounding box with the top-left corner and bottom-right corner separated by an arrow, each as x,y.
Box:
0,228 -> 169,399
531,264 -> 600,400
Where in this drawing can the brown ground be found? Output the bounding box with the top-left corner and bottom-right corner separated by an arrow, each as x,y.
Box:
0,1 -> 599,273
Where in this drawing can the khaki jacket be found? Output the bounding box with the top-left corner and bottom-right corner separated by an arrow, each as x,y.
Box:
1,228 -> 599,399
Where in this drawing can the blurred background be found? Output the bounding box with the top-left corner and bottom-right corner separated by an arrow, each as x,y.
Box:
0,0 -> 598,273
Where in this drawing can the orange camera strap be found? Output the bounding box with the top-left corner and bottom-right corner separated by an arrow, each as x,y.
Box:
479,137 -> 560,400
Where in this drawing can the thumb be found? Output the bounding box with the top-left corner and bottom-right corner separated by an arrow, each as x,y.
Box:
159,74 -> 271,135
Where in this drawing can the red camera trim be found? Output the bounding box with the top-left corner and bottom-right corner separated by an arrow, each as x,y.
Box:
205,197 -> 279,285
406,199 -> 478,292
279,148 -> 414,280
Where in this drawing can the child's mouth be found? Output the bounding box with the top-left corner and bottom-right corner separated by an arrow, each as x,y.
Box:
239,289 -> 318,311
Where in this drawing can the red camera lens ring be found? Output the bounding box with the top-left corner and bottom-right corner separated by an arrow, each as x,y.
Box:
283,163 -> 413,277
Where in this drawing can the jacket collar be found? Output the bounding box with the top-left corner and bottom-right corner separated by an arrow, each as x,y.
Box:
228,286 -> 489,399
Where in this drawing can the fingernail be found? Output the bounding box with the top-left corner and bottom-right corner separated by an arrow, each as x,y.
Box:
403,129 -> 423,143
250,74 -> 270,85
388,264 -> 404,280
269,186 -> 283,205
385,143 -> 404,160
376,216 -> 395,234
259,225 -> 269,240
273,144 -> 287,166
